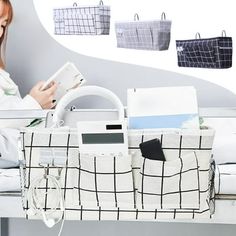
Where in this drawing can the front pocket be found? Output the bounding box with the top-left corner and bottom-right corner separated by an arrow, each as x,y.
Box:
136,28 -> 154,50
185,45 -> 216,64
119,28 -> 139,48
137,152 -> 200,210
74,154 -> 135,208
116,28 -> 154,50
63,14 -> 96,35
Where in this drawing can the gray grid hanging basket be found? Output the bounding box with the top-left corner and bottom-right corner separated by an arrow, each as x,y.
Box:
115,12 -> 172,51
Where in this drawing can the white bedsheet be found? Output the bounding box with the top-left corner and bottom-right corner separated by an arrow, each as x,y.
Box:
215,164 -> 236,195
203,118 -> 236,164
0,168 -> 21,192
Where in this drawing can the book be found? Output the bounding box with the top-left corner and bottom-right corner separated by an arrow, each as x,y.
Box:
41,62 -> 86,101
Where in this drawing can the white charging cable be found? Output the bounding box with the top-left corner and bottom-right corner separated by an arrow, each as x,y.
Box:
28,172 -> 65,235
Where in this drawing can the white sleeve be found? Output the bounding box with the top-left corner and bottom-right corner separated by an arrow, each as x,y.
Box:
0,94 -> 42,110
0,128 -> 20,165
0,94 -> 42,128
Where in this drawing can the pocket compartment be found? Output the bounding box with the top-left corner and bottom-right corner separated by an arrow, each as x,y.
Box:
137,152 -> 200,210
185,45 -> 216,64
74,154 -> 135,208
136,28 -> 154,50
63,14 -> 96,35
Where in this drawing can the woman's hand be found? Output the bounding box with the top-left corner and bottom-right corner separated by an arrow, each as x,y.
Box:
29,81 -> 58,109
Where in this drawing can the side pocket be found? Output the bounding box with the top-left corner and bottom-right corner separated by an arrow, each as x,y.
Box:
54,18 -> 65,35
53,9 -> 66,35
75,154 -> 135,208
137,152 -> 200,210
156,31 -> 171,50
218,37 -> 233,68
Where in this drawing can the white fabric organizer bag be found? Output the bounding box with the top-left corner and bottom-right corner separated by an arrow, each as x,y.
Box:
53,0 -> 110,35
19,86 -> 215,221
115,12 -> 172,50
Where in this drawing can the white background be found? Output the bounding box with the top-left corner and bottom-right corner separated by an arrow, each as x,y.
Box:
33,0 -> 236,93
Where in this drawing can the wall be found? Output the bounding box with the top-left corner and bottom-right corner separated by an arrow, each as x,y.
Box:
4,0 -> 236,235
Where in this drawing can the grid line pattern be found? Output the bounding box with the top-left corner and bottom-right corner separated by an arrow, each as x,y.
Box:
129,129 -> 215,218
138,152 -> 200,210
53,4 -> 110,35
76,154 -> 135,208
176,37 -> 233,68
20,128 -> 215,220
115,20 -> 171,50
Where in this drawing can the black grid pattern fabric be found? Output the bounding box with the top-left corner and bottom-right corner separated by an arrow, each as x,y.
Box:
129,129 -> 215,218
74,154 -> 135,208
176,36 -> 233,68
137,152 -> 200,210
53,3 -> 110,35
115,19 -> 171,51
20,128 -> 215,221
20,129 -> 78,213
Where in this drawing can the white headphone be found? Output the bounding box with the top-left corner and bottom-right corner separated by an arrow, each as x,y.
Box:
27,173 -> 65,228
52,86 -> 125,127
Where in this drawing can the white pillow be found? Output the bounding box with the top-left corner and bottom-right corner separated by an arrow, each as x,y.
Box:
204,118 -> 236,164
212,134 -> 236,164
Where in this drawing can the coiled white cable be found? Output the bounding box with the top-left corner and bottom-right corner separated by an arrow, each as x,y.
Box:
28,173 -> 65,235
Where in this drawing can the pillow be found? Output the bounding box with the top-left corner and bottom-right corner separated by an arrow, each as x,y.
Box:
203,118 -> 236,164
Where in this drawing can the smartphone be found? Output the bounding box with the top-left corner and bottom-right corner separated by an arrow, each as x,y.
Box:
139,138 -> 166,161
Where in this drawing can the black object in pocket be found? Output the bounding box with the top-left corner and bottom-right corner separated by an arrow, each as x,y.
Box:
139,138 -> 166,161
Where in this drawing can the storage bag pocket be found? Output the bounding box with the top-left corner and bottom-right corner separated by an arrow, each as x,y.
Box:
137,152 -> 200,210
129,129 -> 215,218
20,129 -> 79,217
63,14 -> 96,35
136,28 -> 154,50
74,154 -> 135,208
185,45 -> 216,64
218,37 -> 233,68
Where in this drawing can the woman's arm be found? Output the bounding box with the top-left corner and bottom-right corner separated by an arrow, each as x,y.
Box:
0,81 -> 57,128
0,92 -> 42,110
0,92 -> 42,128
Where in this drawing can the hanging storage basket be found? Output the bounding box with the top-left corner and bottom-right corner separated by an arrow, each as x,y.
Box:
19,86 -> 215,221
53,0 -> 110,35
176,31 -> 233,68
115,12 -> 172,51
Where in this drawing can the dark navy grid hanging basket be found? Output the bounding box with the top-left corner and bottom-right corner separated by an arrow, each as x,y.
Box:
176,31 -> 233,69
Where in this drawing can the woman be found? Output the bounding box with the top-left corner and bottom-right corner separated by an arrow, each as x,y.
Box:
0,0 -> 57,167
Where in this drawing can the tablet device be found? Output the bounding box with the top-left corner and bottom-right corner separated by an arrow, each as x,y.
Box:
41,62 -> 86,101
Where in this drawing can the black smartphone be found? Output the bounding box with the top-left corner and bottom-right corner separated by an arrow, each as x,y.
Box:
139,138 -> 166,161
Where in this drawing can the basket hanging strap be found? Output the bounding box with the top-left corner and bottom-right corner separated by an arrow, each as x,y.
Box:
161,12 -> 166,20
134,13 -> 140,21
73,2 -> 78,7
221,30 -> 227,37
195,32 -> 201,39
99,0 -> 104,5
